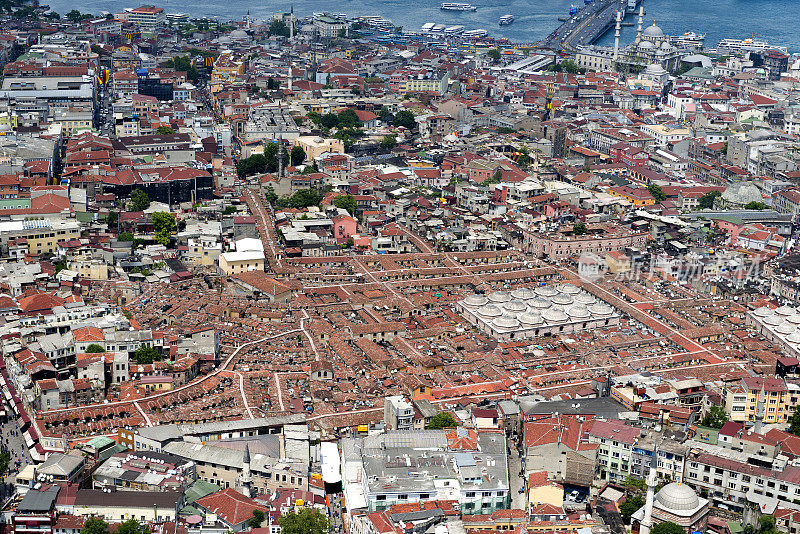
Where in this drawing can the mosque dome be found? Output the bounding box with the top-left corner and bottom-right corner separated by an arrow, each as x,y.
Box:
643,24 -> 664,38
638,40 -> 655,50
654,483 -> 700,513
230,29 -> 249,40
645,63 -> 667,76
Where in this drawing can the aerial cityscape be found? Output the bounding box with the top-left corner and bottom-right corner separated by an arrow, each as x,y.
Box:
0,2 -> 797,534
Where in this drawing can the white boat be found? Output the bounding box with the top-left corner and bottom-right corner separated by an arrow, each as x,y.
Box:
431,24 -> 446,33
499,14 -> 514,25
717,37 -> 787,54
444,25 -> 465,34
421,22 -> 436,32
441,2 -> 477,11
669,31 -> 705,48
462,28 -> 488,38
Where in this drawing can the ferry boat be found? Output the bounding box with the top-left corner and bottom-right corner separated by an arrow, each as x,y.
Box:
462,28 -> 488,38
717,37 -> 788,54
444,25 -> 465,34
669,31 -> 705,49
499,15 -> 514,25
421,22 -> 436,32
441,2 -> 477,11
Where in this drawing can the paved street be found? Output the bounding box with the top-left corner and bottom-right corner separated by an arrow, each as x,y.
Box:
0,413 -> 31,499
508,439 -> 525,510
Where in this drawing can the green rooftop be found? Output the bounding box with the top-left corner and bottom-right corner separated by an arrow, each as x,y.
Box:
184,480 -> 220,504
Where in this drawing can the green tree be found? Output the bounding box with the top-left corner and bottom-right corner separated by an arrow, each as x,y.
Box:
560,59 -> 582,74
619,494 -> 644,524
759,515 -> 779,534
647,183 -> 667,202
279,509 -> 328,534
223,206 -> 238,216
133,346 -> 162,365
378,107 -> 394,124
269,19 -> 290,37
107,211 -> 119,227
393,110 -> 416,130
484,168 -> 503,185
320,113 -> 339,129
624,475 -> 646,492
65,9 -> 83,22
573,222 -> 588,235
487,48 -> 502,62
85,344 -> 106,354
156,125 -> 175,135
248,510 -> 266,529
0,451 -> 9,477
789,406 -> 800,436
118,232 -> 134,242
81,518 -> 109,534
698,190 -> 721,209
288,189 -> 323,209
152,212 -> 176,247
169,56 -> 199,83
745,201 -> 769,210
427,412 -> 458,429
333,194 -> 357,216
116,520 -> 149,534
337,109 -> 360,128
267,77 -> 280,90
236,153 -> 268,178
130,189 -> 150,212
651,523 -> 685,534
290,146 -> 306,166
379,135 -> 397,150
701,405 -> 728,429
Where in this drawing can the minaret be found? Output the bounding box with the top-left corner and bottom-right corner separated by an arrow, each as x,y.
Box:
613,11 -> 621,62
640,447 -> 657,534
636,4 -> 644,42
287,6 -> 294,92
240,443 -> 253,497
754,384 -> 766,434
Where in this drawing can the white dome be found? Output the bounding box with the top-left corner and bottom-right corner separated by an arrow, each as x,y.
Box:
753,306 -> 774,317
478,305 -> 502,318
776,305 -> 796,316
535,286 -> 558,298
511,288 -> 535,300
574,293 -> 596,305
463,295 -> 488,307
529,297 -> 552,309
542,308 -> 568,323
504,300 -> 527,313
566,305 -> 591,319
660,41 -> 675,51
552,294 -> 574,306
638,40 -> 655,50
654,483 -> 699,513
518,312 -> 543,326
488,291 -> 511,303
643,24 -> 663,37
787,314 -> 800,325
589,303 -> 613,316
776,322 -> 795,335
493,316 -> 520,329
764,314 -> 783,326
787,332 -> 800,344
230,29 -> 249,39
559,283 -> 581,295
645,63 -> 667,75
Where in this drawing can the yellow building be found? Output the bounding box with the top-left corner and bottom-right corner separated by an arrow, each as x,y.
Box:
211,52 -> 245,86
294,136 -> 345,160
218,250 -> 265,275
607,186 -> 657,206
527,471 -> 564,511
724,377 -> 796,424
605,251 -> 631,274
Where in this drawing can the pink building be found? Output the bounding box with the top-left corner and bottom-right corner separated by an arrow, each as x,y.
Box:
332,214 -> 357,242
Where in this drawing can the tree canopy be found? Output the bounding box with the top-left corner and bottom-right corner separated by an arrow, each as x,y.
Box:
745,201 -> 769,210
152,212 -> 176,247
133,346 -> 162,365
619,494 -> 644,524
651,522 -> 684,534
393,110 -> 416,130
427,412 -> 458,429
380,135 -> 397,150
248,510 -> 266,529
279,508 -> 328,534
269,19 -> 290,37
85,344 -> 106,354
81,518 -> 109,534
698,190 -> 721,209
156,126 -> 175,135
130,189 -> 150,212
116,520 -> 149,534
700,405 -> 728,429
789,406 -> 800,436
573,222 -> 589,235
648,183 -> 667,202
290,146 -> 306,167
333,194 -> 357,216
487,48 -> 502,62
